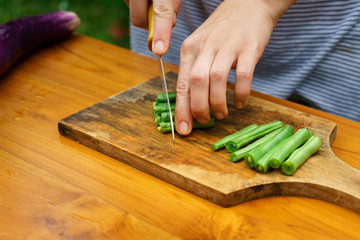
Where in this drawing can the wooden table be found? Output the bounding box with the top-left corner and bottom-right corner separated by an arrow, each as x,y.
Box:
1,34 -> 359,239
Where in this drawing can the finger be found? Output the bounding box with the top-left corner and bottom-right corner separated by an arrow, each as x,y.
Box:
234,50 -> 257,109
189,51 -> 215,123
129,0 -> 149,29
152,0 -> 175,55
171,0 -> 181,27
172,0 -> 182,14
175,50 -> 195,136
209,49 -> 236,119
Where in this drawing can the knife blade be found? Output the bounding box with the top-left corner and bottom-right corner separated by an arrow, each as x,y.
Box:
147,3 -> 176,145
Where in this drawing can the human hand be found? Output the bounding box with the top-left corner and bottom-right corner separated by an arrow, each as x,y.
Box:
175,0 -> 295,135
125,0 -> 181,55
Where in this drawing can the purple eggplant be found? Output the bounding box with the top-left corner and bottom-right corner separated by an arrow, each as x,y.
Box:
0,11 -> 80,77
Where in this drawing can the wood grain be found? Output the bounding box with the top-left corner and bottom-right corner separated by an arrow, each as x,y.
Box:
1,34 -> 359,239
0,150 -> 179,240
59,71 -> 360,212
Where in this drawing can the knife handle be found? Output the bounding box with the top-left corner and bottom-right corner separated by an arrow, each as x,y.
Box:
147,3 -> 154,51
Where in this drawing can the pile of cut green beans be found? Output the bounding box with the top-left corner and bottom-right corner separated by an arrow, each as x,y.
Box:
153,92 -> 215,133
212,121 -> 322,175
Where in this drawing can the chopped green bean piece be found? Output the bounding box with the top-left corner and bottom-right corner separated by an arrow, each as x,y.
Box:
154,113 -> 161,126
255,135 -> 293,173
225,121 -> 283,153
153,102 -> 176,113
211,124 -> 258,151
269,128 -> 312,169
244,125 -> 293,168
158,118 -> 215,133
160,108 -> 213,122
156,92 -> 176,103
281,135 -> 321,176
229,127 -> 283,162
193,118 -> 215,129
160,111 -> 174,122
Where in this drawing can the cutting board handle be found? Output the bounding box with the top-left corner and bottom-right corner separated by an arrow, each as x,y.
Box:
307,146 -> 360,212
228,125 -> 360,213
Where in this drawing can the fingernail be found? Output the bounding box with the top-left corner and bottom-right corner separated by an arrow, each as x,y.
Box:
215,112 -> 224,119
235,101 -> 244,109
179,121 -> 188,134
154,40 -> 164,54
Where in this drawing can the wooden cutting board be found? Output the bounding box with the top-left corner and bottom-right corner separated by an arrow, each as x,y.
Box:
58,72 -> 360,212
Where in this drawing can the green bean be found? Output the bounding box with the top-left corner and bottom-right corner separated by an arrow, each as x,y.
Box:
153,95 -> 216,133
157,118 -> 215,133
269,128 -> 312,169
244,125 -> 293,168
211,124 -> 258,151
154,113 -> 161,126
281,135 -> 321,176
229,127 -> 283,162
160,111 -> 174,122
255,138 -> 291,173
160,106 -> 212,122
193,118 -> 215,129
153,102 -> 176,113
225,121 -> 284,153
156,92 -> 176,103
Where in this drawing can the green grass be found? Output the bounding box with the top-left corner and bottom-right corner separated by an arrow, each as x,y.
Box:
0,0 -> 130,48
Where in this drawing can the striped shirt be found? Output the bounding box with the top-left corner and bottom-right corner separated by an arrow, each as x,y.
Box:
130,0 -> 360,122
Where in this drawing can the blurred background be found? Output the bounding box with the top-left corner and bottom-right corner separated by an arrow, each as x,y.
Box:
0,0 -> 131,49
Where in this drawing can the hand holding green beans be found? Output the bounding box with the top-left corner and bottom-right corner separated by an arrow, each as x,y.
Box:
153,92 -> 215,133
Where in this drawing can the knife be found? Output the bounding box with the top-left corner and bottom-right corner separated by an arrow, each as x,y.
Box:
147,3 -> 176,145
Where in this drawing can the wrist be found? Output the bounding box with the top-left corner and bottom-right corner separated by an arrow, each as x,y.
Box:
223,0 -> 296,31
259,0 -> 296,27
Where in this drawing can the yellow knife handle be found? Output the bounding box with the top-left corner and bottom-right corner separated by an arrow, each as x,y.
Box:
147,3 -> 154,51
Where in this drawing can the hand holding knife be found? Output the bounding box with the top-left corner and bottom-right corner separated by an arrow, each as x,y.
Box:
147,3 -> 176,145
